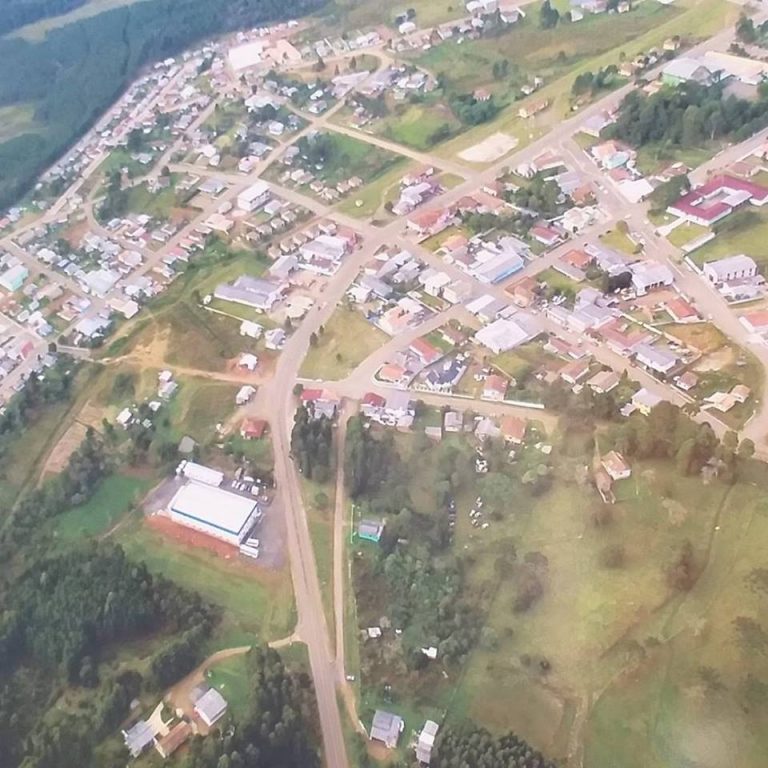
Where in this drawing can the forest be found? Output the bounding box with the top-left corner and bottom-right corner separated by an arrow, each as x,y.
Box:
0,544 -> 218,768
603,81 -> 768,150
433,724 -> 557,768
290,405 -> 334,482
0,0 -> 328,208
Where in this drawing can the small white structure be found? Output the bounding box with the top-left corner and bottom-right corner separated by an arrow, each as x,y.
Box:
236,385 -> 256,405
177,460 -> 224,487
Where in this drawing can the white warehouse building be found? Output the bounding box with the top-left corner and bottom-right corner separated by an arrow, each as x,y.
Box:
169,482 -> 259,546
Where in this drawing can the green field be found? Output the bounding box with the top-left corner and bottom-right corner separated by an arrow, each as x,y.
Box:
666,221 -> 709,249
311,0 -> 463,34
336,160 -> 408,220
288,131 -> 402,189
689,210 -> 768,268
117,519 -> 295,645
11,0 -> 154,41
300,307 -> 388,380
53,473 -> 153,541
345,417 -> 768,765
379,101 -> 463,151
206,654 -> 252,722
600,227 -> 638,255
435,0 -> 737,160
0,104 -> 38,143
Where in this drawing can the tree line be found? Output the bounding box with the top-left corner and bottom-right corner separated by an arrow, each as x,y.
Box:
433,723 -> 557,768
603,81 -> 768,150
290,405 -> 333,482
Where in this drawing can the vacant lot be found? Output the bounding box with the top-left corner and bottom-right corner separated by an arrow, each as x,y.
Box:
300,307 -> 388,380
379,101 -> 463,151
53,473 -> 153,541
690,210 -> 768,268
337,160 -> 409,220
117,518 -> 295,646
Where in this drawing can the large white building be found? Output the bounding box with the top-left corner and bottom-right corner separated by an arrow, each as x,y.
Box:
237,181 -> 271,212
169,483 -> 259,546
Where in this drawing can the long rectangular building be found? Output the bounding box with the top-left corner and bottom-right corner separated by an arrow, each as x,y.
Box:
169,483 -> 259,546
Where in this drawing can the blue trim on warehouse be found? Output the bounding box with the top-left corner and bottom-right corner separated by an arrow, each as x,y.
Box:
170,505 -> 256,537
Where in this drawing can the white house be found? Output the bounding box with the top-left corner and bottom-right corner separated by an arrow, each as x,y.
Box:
237,180 -> 271,212
703,254 -> 758,284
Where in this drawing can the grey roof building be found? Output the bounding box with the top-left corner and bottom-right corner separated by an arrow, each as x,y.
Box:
370,709 -> 405,748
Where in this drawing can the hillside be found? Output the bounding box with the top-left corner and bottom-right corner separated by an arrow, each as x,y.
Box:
0,0 -> 327,209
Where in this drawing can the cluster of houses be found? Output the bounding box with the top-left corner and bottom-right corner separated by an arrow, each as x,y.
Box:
389,0 -> 524,53
122,686 -> 229,761
273,135 -> 365,204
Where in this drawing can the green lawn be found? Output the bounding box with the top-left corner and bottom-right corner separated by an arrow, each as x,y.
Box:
12,0 -> 154,41
337,160 -> 408,220
584,471 -> 768,768
301,477 -> 335,648
379,101 -> 463,151
312,0 -> 463,33
689,210 -> 768,268
300,307 -> 388,380
117,519 -> 295,643
0,104 -> 38,142
206,655 -> 251,722
122,179 -> 185,221
636,144 -> 715,177
666,221 -> 709,249
53,473 -> 153,541
293,131 -> 402,188
600,227 -> 638,255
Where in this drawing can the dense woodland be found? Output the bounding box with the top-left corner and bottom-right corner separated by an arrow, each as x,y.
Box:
291,405 -> 334,482
0,0 -> 328,208
604,81 -> 768,150
0,545 -> 218,768
433,725 -> 557,768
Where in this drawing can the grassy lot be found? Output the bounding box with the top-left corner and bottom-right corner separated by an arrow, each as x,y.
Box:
312,0 -> 463,34
0,104 -> 38,142
666,322 -> 726,356
435,0 -> 736,161
295,131 -> 402,187
666,221 -> 709,249
301,476 -> 336,647
0,364 -> 99,510
379,100 -> 463,151
53,473 -> 153,541
12,0 -> 154,41
166,378 -> 238,444
300,307 -> 388,380
206,654 -> 251,722
117,517 -> 295,644
689,210 -> 768,268
346,420 -> 768,763
600,227 -> 638,255
337,160 -> 408,220
538,267 -> 582,297
636,144 -> 715,177
583,468 -> 768,768
122,180 -> 185,221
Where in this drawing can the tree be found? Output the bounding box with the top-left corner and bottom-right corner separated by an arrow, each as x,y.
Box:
736,13 -> 758,44
648,174 -> 690,212
738,438 -> 755,460
539,0 -> 559,28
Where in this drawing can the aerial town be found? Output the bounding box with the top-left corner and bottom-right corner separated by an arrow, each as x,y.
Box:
2,0 -> 768,767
